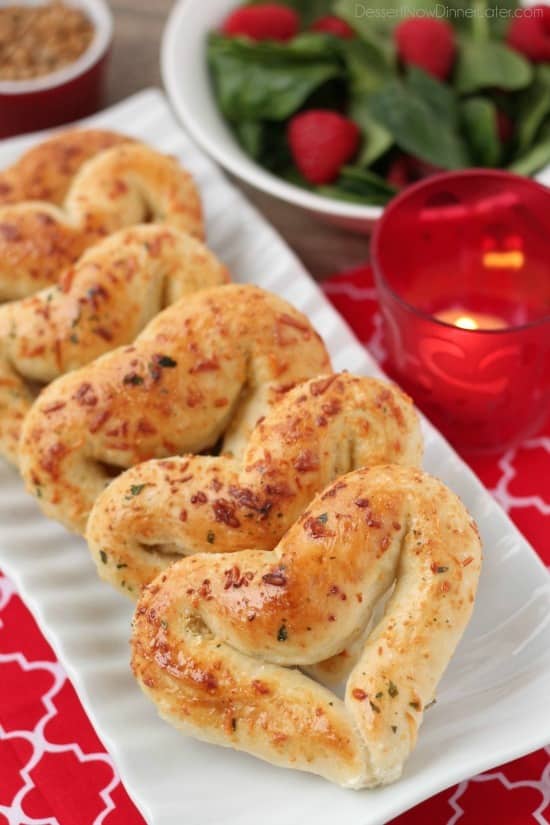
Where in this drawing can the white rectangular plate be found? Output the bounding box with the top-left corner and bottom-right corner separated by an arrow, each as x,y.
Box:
0,90 -> 549,825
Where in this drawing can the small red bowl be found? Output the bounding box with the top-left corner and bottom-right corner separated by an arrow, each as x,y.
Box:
0,0 -> 112,138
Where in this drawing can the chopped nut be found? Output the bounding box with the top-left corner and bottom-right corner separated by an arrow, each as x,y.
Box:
0,3 -> 94,81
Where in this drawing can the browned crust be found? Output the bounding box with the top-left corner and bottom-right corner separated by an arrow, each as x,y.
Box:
0,132 -> 204,301
0,129 -> 132,205
131,465 -> 482,788
19,285 -> 331,533
86,373 -> 422,596
0,225 -> 229,465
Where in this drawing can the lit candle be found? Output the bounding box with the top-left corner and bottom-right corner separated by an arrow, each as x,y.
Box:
372,169 -> 550,451
435,308 -> 508,330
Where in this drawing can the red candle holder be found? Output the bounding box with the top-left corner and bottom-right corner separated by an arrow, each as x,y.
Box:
371,170 -> 550,453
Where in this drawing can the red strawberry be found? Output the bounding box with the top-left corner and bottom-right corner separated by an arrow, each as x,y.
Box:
496,110 -> 514,143
287,110 -> 360,185
507,6 -> 550,62
310,15 -> 355,39
387,154 -> 442,189
407,156 -> 443,180
386,156 -> 410,189
222,3 -> 299,42
395,18 -> 456,81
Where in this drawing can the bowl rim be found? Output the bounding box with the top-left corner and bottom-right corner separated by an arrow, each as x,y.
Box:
161,0 -> 384,223
0,0 -> 112,95
371,167 -> 550,334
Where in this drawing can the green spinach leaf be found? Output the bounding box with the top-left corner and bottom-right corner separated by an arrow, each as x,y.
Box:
333,0 -> 406,60
343,35 -> 391,95
461,97 -> 500,166
320,165 -> 398,205
233,120 -> 292,171
367,76 -> 469,169
207,32 -> 342,121
408,66 -> 459,129
344,36 -> 394,164
485,0 -> 520,37
509,127 -> 550,176
515,65 -> 550,153
455,38 -> 532,94
335,0 -> 439,38
233,120 -> 263,160
351,98 -> 393,165
484,0 -> 522,40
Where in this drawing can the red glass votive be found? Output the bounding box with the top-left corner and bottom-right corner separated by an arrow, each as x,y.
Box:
371,170 -> 550,453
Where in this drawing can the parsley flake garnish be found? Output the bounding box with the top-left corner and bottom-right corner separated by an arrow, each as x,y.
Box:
129,484 -> 146,497
123,373 -> 144,386
277,624 -> 288,642
157,355 -> 177,368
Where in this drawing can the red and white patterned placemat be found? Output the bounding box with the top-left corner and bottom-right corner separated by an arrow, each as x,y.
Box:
1,265 -> 548,825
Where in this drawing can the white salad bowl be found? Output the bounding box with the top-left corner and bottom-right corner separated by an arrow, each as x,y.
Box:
161,0 -> 550,235
161,0 -> 384,233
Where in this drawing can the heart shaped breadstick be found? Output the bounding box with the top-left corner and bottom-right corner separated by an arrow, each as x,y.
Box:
0,129 -> 131,206
87,373 -> 422,597
132,465 -> 481,788
19,285 -> 330,533
0,225 -> 229,465
0,139 -> 203,301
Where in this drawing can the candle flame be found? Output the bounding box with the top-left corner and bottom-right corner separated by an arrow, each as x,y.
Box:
482,251 -> 524,269
435,309 -> 508,330
454,315 -> 479,330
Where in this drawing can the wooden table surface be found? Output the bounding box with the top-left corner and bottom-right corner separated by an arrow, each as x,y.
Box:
107,0 -> 370,280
